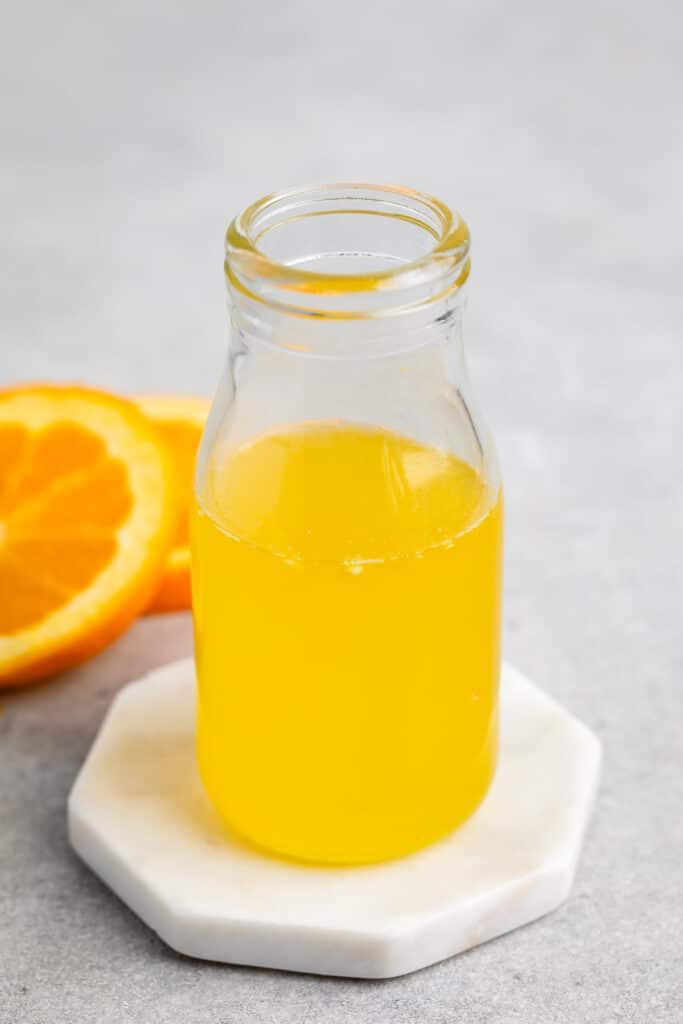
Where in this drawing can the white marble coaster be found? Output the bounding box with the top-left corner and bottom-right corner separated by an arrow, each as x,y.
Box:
68,658 -> 600,979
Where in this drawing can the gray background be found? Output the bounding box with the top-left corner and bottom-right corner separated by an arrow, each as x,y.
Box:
1,1 -> 682,1021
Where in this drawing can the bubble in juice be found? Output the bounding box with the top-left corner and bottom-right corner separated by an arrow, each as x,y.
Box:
192,422 -> 502,864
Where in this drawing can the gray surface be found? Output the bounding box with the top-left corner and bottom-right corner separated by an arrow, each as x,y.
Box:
1,1 -> 682,1021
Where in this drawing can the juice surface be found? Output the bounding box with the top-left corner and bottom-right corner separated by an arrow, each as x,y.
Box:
192,422 -> 502,864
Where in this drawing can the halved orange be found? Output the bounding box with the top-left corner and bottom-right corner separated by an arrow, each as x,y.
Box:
0,385 -> 177,687
135,394 -> 210,613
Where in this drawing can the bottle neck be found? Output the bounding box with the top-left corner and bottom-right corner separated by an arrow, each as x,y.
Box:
228,283 -> 467,360
225,183 -> 470,360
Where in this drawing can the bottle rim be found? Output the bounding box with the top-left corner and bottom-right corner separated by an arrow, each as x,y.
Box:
225,183 -> 470,321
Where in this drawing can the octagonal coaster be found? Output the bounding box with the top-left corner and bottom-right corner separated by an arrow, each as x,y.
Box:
68,658 -> 600,979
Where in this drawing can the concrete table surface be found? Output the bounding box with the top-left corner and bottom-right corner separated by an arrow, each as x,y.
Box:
1,2 -> 681,1022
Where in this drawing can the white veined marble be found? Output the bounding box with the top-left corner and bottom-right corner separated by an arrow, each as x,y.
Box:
68,658 -> 600,979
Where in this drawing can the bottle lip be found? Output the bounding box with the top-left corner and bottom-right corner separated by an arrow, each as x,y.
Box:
225,183 -> 470,320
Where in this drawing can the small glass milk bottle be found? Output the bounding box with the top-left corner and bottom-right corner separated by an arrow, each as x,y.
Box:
192,184 -> 503,865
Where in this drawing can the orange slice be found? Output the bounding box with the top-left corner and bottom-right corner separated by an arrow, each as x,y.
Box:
135,394 -> 210,613
0,385 -> 177,686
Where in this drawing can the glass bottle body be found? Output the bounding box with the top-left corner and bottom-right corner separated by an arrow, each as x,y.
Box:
192,186 -> 503,864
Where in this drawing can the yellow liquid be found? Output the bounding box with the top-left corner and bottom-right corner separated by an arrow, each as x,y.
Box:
192,422 -> 503,864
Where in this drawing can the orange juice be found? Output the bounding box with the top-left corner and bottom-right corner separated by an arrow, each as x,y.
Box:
192,422 -> 502,864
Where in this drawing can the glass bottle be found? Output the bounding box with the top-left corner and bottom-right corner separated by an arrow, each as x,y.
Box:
192,184 -> 503,865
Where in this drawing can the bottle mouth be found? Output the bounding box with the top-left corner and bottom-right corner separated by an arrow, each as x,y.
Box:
225,183 -> 470,320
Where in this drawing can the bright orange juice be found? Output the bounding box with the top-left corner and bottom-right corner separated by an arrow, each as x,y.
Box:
192,422 -> 502,864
